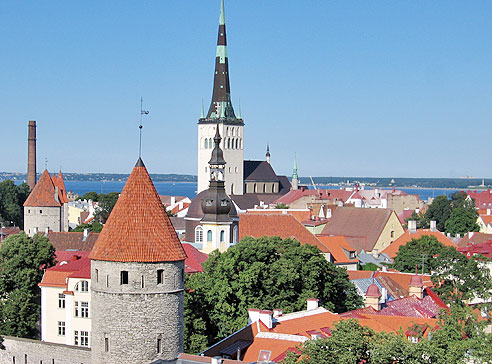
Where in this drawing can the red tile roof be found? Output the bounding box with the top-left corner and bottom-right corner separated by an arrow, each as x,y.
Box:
89,159 -> 187,262
466,189 -> 492,209
182,243 -> 208,273
458,241 -> 492,258
457,232 -> 492,248
348,270 -> 434,290
320,207 -> 396,252
316,235 -> 359,264
382,230 -> 455,258
275,188 -> 354,206
239,213 -> 324,249
39,251 -> 91,288
245,208 -> 312,223
397,209 -> 414,224
24,170 -> 62,207
39,231 -> 99,251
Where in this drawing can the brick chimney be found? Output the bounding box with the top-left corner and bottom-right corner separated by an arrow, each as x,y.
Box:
27,120 -> 37,190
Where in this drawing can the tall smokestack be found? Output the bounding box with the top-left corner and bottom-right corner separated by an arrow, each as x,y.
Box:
27,120 -> 37,190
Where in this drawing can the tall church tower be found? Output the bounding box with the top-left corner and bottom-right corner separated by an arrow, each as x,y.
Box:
198,0 -> 244,196
89,158 -> 187,364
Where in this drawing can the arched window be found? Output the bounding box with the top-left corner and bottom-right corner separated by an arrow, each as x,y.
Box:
240,138 -> 242,149
220,230 -> 225,242
227,138 -> 231,149
235,139 -> 238,149
81,281 -> 89,292
207,230 -> 212,242
230,183 -> 234,194
204,138 -> 207,149
209,138 -> 213,148
195,226 -> 203,243
233,226 -> 239,243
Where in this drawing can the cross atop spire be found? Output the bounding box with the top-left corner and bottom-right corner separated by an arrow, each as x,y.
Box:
202,0 -> 241,122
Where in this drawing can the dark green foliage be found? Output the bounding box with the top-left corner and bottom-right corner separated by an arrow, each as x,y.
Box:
184,236 -> 362,353
281,305 -> 492,364
425,193 -> 478,235
0,232 -> 56,338
275,203 -> 289,209
425,195 -> 452,232
406,210 -> 429,229
445,208 -> 479,236
77,191 -> 99,202
361,263 -> 379,271
71,222 -> 103,233
393,235 -> 492,304
0,181 -> 30,229
94,192 -> 119,223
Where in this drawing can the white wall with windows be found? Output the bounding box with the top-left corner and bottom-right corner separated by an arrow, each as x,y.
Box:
40,277 -> 92,347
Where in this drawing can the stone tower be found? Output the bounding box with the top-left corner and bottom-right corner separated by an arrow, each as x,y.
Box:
198,0 -> 244,196
27,120 -> 37,190
89,158 -> 187,364
24,169 -> 69,237
200,126 -> 238,254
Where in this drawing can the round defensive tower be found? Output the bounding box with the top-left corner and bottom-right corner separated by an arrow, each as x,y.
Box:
89,158 -> 187,364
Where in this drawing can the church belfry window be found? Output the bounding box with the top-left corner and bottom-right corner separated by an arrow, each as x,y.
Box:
220,230 -> 225,242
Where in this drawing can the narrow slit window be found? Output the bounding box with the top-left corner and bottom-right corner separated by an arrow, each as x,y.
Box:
120,271 -> 128,285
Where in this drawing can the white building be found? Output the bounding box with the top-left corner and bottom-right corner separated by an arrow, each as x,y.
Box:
39,251 -> 92,347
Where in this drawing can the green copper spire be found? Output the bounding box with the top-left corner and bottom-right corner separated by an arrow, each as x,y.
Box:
237,99 -> 242,119
292,154 -> 299,179
219,0 -> 225,25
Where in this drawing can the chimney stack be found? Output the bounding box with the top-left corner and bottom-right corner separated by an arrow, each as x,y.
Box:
408,220 -> 417,234
430,220 -> 437,232
307,298 -> 319,311
27,120 -> 37,190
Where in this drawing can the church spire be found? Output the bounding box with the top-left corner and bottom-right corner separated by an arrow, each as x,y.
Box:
205,0 -> 237,120
292,154 -> 299,190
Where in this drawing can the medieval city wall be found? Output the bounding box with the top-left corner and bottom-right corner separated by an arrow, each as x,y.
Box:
0,336 -> 91,364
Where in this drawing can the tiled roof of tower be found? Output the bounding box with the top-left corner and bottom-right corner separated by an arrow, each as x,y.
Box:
24,170 -> 62,207
89,158 -> 187,262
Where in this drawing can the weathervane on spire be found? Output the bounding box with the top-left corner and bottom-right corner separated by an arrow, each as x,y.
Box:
139,97 -> 149,158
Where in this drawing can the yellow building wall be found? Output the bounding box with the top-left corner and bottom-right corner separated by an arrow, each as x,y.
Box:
372,211 -> 405,253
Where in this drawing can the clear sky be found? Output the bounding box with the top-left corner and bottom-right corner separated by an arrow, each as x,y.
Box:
1,1 -> 491,178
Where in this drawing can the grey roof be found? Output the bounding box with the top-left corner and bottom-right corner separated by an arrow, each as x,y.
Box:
244,160 -> 279,182
230,193 -> 281,210
186,190 -> 238,220
170,216 -> 186,231
351,278 -> 394,302
277,175 -> 292,195
358,250 -> 394,267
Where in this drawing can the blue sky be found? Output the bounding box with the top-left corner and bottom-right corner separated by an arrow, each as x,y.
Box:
1,1 -> 491,178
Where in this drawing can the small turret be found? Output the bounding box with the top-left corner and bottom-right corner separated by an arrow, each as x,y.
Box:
266,144 -> 271,164
365,281 -> 381,311
409,272 -> 424,299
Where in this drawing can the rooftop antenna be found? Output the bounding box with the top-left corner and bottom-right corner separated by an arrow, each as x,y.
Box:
139,97 -> 149,158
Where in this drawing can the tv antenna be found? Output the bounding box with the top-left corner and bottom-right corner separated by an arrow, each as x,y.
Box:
139,97 -> 149,158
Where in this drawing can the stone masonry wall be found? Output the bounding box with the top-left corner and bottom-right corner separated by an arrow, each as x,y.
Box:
0,336 -> 91,364
91,260 -> 184,364
24,206 -> 61,237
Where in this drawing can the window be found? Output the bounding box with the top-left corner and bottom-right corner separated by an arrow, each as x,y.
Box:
157,269 -> 164,285
81,280 -> 89,292
74,331 -> 79,346
105,337 -> 109,352
106,275 -> 109,287
58,321 -> 65,336
141,275 -> 145,288
390,230 -> 395,238
74,302 -> 79,317
235,139 -> 238,149
58,294 -> 65,309
204,138 -> 208,149
81,302 -> 89,318
233,226 -> 239,244
80,331 -> 89,347
40,210 -> 42,213
207,230 -> 212,242
95,269 -> 98,282
120,271 -> 128,285
220,230 -> 225,242
157,338 -> 162,353
195,226 -> 203,243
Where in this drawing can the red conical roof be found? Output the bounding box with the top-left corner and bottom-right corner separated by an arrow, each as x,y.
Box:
89,159 -> 187,262
366,282 -> 381,298
24,169 -> 62,207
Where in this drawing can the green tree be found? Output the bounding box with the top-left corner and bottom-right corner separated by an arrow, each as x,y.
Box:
0,181 -> 30,229
425,195 -> 451,232
444,207 -> 479,236
405,210 -> 429,229
185,236 -> 362,352
275,203 -> 289,209
77,191 -> 99,201
393,235 -> 492,304
0,232 -> 56,338
280,305 -> 492,364
94,192 -> 119,223
71,222 -> 103,233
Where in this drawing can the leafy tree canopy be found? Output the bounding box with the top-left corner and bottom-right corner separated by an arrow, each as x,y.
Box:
445,207 -> 479,236
0,181 -> 30,229
425,195 -> 452,232
71,222 -> 103,233
94,192 -> 119,223
275,203 -> 289,209
0,232 -> 56,338
184,236 -> 362,353
393,235 -> 492,304
281,305 -> 492,364
77,191 -> 99,202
